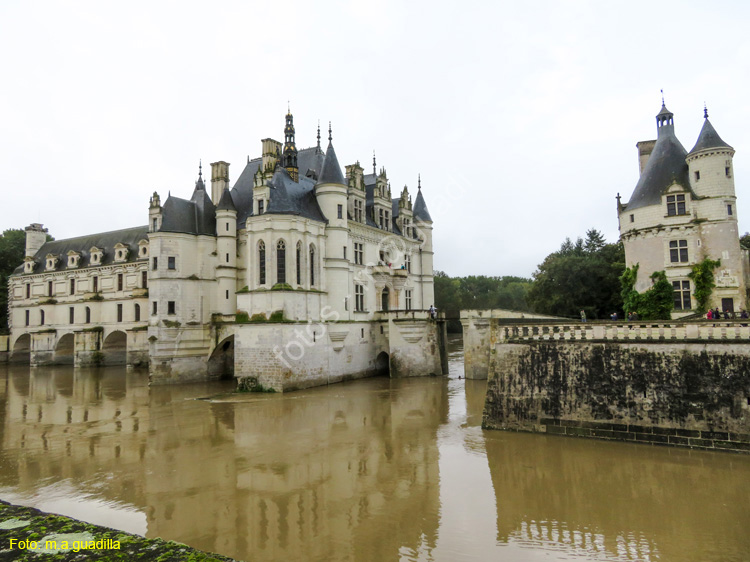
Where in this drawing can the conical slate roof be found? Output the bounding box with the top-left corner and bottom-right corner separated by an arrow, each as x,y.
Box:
688,118 -> 733,156
413,188 -> 432,222
317,141 -> 345,185
216,187 -> 237,212
624,131 -> 690,211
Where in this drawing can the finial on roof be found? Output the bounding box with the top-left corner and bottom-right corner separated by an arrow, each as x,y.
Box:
328,121 -> 332,142
661,88 -> 665,106
317,120 -> 321,148
287,100 -> 290,115
418,174 -> 422,190
704,102 -> 708,119
373,151 -> 376,175
199,160 -> 203,180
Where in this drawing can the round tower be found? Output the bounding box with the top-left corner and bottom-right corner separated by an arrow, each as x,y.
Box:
315,124 -> 349,318
215,186 -> 238,316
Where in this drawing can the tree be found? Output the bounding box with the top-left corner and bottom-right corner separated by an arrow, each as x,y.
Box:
0,229 -> 27,333
740,232 -> 750,251
526,229 -> 625,319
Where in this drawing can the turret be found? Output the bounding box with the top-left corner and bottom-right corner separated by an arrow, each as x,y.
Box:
686,106 -> 736,201
413,179 -> 434,308
216,187 -> 238,315
24,223 -> 47,258
315,124 -> 349,317
373,167 -> 392,230
211,161 -> 230,204
397,183 -> 414,238
345,161 -> 366,223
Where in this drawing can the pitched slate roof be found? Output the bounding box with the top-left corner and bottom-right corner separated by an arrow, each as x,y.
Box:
13,225 -> 149,275
623,127 -> 690,211
688,118 -> 733,156
216,187 -> 237,212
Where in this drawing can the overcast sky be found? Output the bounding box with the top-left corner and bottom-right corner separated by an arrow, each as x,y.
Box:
2,0 -> 749,278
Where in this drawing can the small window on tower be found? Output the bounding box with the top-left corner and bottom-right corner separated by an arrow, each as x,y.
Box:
728,204 -> 733,216
337,204 -> 343,219
630,214 -> 634,223
694,171 -> 700,181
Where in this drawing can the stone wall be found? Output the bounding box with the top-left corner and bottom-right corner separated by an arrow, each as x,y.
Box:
474,316 -> 750,453
0,335 -> 8,363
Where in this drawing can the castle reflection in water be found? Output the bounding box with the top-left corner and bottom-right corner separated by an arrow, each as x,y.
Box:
1,342 -> 749,562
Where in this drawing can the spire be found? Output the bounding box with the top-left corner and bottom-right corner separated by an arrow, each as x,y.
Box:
418,174 -> 422,190
282,109 -> 299,181
688,107 -> 733,156
704,102 -> 708,119
195,160 -> 205,190
373,151 -> 376,175
317,121 -> 321,151
656,94 -> 675,139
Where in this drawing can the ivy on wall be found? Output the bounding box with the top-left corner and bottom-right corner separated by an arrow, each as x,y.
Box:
620,264 -> 674,320
688,258 -> 721,312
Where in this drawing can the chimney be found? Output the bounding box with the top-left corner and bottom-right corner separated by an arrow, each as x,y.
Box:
636,140 -> 656,176
211,161 -> 230,204
25,223 -> 48,257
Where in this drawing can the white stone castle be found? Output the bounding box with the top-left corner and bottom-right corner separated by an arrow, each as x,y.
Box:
7,111 -> 445,389
618,100 -> 749,316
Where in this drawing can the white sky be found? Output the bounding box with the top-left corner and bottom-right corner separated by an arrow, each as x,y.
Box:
2,0 -> 749,278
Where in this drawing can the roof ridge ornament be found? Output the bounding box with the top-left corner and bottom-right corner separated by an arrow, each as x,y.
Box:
328,121 -> 332,142
373,151 -> 376,175
418,173 -> 422,190
704,102 -> 708,119
317,120 -> 321,149
661,88 -> 665,107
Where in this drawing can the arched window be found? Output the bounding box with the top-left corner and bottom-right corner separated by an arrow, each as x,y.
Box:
258,241 -> 266,285
135,303 -> 141,322
277,240 -> 286,284
296,241 -> 302,286
381,287 -> 390,311
309,244 -> 316,287
40,310 -> 45,326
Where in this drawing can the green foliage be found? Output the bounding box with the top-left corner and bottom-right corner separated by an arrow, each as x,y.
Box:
236,286 -> 250,293
271,282 -> 293,291
91,351 -> 105,366
86,293 -> 104,301
526,229 -> 625,319
740,232 -> 750,250
620,265 -> 673,320
269,310 -> 285,322
235,312 -> 251,323
688,257 -> 721,312
433,271 -> 533,332
162,319 -> 181,328
0,229 -> 27,333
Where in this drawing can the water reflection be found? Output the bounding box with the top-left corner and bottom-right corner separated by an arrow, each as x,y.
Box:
1,335 -> 749,562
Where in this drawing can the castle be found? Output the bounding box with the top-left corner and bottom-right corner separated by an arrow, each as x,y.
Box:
617,100 -> 749,316
6,111 -> 445,390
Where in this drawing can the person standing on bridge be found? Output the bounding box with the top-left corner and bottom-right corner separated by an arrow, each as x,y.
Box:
580,310 -> 586,323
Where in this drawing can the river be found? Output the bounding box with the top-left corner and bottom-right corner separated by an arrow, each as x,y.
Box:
1,334 -> 748,561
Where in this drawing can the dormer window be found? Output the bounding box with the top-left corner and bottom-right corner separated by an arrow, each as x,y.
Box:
114,243 -> 129,263
67,251 -> 80,268
24,258 -> 35,273
666,194 -> 686,216
138,239 -> 149,258
89,246 -> 103,265
45,254 -> 58,271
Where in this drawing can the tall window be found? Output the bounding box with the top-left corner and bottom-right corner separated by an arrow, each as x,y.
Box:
354,242 -> 363,265
296,241 -> 302,285
48,281 -> 53,296
355,284 -> 364,312
152,257 -> 158,270
117,273 -> 123,291
258,200 -> 264,215
666,194 -> 686,216
669,240 -> 688,263
142,271 -> 147,288
309,245 -> 316,286
93,276 -> 99,293
384,211 -> 390,230
354,200 -> 363,223
168,256 -> 176,270
673,280 -> 691,310
258,240 -> 266,285
70,278 -> 75,295
25,310 -> 29,326
337,204 -> 343,219
276,240 -> 286,284
379,208 -> 384,228
40,310 -> 45,325
69,307 -> 75,324
405,289 -> 412,311
728,204 -> 733,216
152,301 -> 158,315
25,284 -> 30,299
86,306 -> 91,324
117,303 -> 123,322
168,301 -> 176,315
135,303 -> 141,322
405,254 -> 411,273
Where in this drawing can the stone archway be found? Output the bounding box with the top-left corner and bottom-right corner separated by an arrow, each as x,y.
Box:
55,333 -> 75,365
11,334 -> 31,364
208,336 -> 235,380
375,351 -> 390,376
102,331 -> 127,365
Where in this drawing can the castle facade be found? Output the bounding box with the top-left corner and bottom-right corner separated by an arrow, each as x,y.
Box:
617,101 -> 749,317
7,112 -> 444,390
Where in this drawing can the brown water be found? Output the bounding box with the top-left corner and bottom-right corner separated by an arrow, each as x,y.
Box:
1,335 -> 748,561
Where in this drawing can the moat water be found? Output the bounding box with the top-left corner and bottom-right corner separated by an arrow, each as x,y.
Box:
1,335 -> 748,561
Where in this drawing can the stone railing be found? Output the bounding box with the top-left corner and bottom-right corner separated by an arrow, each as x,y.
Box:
495,320 -> 750,343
